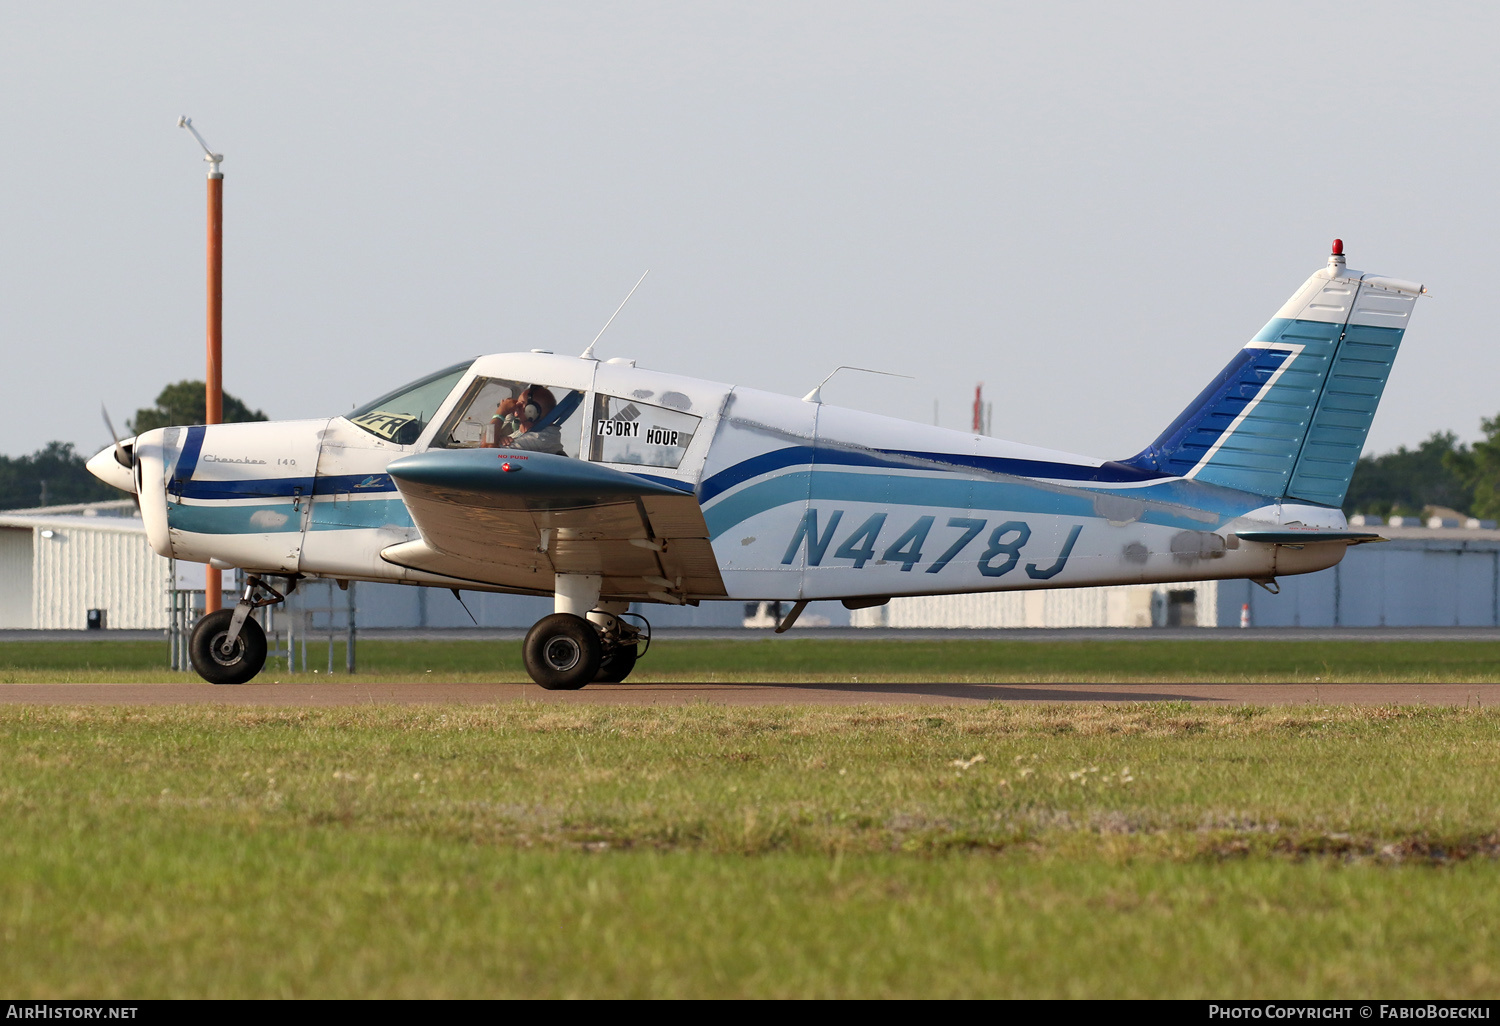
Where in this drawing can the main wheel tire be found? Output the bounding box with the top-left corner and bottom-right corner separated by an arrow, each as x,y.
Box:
594,643 -> 638,683
189,608 -> 268,685
523,613 -> 603,690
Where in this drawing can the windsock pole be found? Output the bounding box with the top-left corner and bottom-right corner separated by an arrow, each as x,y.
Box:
179,117 -> 225,613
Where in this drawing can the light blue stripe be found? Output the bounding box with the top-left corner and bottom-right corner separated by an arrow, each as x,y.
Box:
168,501 -> 301,535
703,469 -> 1247,540
167,496 -> 415,536
309,498 -> 414,531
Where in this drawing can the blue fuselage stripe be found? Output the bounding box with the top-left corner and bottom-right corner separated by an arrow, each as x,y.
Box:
698,446 -> 1166,505
701,466 -> 1231,540
170,426 -> 206,493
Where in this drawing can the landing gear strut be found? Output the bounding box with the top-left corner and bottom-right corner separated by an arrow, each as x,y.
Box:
592,609 -> 648,683
188,575 -> 288,685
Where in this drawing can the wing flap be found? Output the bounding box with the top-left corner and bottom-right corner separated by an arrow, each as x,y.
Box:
380,539 -> 554,592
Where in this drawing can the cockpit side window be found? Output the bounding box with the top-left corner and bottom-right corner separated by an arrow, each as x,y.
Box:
436,376 -> 587,458
589,395 -> 702,468
348,362 -> 471,445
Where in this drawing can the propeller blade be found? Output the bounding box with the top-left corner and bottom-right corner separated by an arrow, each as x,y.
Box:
101,404 -> 132,469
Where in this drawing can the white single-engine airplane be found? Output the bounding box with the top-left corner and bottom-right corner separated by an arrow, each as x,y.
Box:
89,241 -> 1423,688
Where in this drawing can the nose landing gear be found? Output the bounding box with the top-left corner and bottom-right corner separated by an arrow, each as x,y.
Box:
188,575 -> 289,685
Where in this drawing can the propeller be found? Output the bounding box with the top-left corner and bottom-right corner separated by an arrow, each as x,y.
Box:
101,405 -> 133,469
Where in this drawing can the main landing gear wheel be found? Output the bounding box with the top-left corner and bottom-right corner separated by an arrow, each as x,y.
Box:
189,608 -> 268,685
594,644 -> 638,684
524,613 -> 602,690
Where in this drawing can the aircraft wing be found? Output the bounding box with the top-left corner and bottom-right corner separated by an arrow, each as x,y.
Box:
380,449 -> 726,602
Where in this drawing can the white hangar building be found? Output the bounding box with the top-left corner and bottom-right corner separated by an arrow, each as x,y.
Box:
850,523 -> 1500,630
0,502 -> 173,630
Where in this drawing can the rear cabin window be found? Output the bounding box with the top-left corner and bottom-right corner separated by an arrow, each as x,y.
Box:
590,395 -> 701,468
348,363 -> 470,445
436,377 -> 587,458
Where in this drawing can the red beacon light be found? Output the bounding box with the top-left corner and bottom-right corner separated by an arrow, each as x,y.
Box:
501,461 -> 519,472
1331,238 -> 1344,256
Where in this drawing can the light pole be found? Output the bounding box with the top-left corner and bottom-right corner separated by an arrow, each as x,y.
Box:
178,116 -> 225,614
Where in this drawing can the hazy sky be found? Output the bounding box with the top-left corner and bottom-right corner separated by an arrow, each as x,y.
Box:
3,2 -> 1496,462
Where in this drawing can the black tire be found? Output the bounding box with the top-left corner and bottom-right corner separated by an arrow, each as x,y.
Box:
594,643 -> 638,683
523,613 -> 602,690
189,608 -> 268,685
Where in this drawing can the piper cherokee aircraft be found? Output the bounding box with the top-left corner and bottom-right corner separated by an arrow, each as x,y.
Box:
88,241 -> 1424,688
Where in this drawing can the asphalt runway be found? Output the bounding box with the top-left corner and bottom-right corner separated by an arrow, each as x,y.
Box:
1,681 -> 1497,706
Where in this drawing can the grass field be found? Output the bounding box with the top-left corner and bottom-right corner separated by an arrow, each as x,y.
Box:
2,637 -> 1500,683
3,701 -> 1499,998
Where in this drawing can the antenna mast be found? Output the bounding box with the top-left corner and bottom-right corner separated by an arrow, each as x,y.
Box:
581,270 -> 650,361
802,366 -> 914,404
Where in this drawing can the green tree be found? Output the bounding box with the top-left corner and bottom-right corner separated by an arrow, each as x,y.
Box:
1446,413 -> 1500,520
0,442 -> 121,510
127,381 -> 267,435
1343,431 -> 1472,518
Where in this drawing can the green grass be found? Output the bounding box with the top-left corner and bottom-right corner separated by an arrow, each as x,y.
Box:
2,637 -> 1500,683
3,702 -> 1500,997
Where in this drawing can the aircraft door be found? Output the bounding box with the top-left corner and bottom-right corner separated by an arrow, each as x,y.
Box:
587,363 -> 728,483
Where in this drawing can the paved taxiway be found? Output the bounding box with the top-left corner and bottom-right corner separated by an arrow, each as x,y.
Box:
6,626 -> 1500,643
1,681 -> 1497,706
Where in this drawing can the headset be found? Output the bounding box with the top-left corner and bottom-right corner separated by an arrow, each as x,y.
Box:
519,387 -> 541,422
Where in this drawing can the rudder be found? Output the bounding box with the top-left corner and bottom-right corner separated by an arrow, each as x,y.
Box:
1124,242 -> 1424,507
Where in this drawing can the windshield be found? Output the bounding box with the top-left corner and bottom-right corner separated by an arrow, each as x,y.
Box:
347,362 -> 471,444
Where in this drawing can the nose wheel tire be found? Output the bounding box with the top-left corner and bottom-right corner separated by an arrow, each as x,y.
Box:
594,643 -> 638,683
523,613 -> 603,690
189,608 -> 269,685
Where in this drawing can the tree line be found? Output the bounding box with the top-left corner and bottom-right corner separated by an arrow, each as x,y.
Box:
1345,416 -> 1500,520
1,385 -> 1497,518
0,383 -> 265,510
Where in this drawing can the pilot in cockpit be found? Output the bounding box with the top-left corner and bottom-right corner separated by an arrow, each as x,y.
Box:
486,384 -> 566,455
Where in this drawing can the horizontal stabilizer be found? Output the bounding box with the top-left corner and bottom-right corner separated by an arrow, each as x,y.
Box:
1235,529 -> 1383,546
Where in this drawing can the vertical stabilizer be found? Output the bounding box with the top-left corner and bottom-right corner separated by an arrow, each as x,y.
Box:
1124,242 -> 1424,507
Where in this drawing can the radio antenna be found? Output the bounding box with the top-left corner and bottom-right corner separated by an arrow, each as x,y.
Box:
802,366 -> 914,404
580,270 -> 649,361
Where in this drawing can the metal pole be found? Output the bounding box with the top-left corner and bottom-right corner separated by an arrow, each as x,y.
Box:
327,579 -> 335,675
204,161 -> 224,612
346,582 -> 356,674
180,117 -> 225,614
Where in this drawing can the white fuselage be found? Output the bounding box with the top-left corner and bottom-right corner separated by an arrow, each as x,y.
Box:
94,350 -> 1347,605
